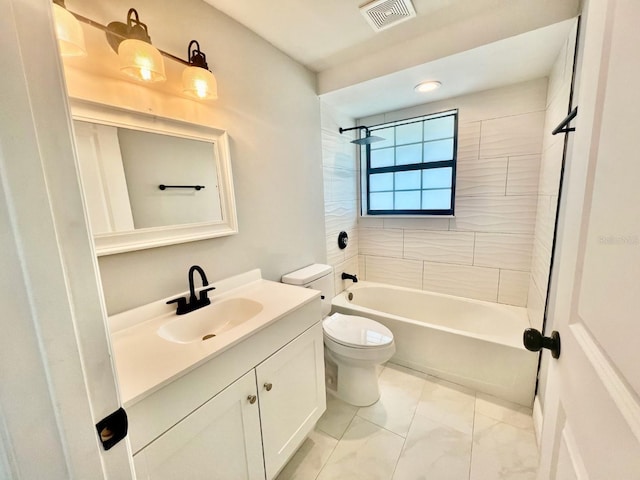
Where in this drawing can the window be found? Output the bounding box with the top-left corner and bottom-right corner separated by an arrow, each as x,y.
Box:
362,110 -> 457,216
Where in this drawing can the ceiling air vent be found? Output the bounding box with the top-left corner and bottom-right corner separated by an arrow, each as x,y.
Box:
359,0 -> 417,32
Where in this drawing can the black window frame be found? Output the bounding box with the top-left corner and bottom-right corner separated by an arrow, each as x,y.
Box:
364,110 -> 458,216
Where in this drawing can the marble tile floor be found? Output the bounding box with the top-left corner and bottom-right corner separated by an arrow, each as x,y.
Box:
277,363 -> 538,480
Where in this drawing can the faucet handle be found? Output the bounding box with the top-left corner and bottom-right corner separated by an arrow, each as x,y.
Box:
167,296 -> 188,315
199,286 -> 215,298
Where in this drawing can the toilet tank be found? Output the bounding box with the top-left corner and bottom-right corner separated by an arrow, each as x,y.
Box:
281,264 -> 334,318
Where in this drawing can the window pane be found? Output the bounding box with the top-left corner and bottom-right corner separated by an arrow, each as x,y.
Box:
395,170 -> 421,190
395,191 -> 421,210
422,189 -> 451,210
423,138 -> 454,162
369,172 -> 393,192
396,144 -> 422,165
370,192 -> 393,210
371,127 -> 394,148
424,115 -> 455,141
370,147 -> 394,168
422,167 -> 453,189
395,122 -> 422,145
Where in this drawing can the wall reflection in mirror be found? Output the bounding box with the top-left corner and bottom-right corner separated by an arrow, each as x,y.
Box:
71,100 -> 238,256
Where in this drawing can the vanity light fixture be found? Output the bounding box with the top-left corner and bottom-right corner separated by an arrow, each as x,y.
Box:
52,0 -> 86,57
182,40 -> 218,100
51,3 -> 219,100
106,8 -> 166,83
414,80 -> 442,93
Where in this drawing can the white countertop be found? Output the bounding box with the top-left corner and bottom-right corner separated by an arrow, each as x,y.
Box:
109,270 -> 319,406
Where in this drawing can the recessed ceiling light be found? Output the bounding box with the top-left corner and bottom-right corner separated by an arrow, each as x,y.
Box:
414,81 -> 442,93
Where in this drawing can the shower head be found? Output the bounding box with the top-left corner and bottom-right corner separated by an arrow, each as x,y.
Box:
339,126 -> 385,145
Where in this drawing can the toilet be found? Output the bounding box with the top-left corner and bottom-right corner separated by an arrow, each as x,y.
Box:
282,264 -> 395,407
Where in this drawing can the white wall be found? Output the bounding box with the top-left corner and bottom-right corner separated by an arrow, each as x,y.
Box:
320,103 -> 359,294
63,0 -> 326,314
355,79 -> 547,307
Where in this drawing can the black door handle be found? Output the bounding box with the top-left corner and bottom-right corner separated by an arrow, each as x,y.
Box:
523,328 -> 561,359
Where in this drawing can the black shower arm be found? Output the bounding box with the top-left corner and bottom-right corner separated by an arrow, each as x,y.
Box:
338,126 -> 372,135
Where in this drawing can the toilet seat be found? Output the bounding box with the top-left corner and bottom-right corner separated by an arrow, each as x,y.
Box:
323,312 -> 393,349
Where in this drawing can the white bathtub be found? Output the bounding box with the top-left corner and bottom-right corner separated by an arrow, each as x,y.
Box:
331,281 -> 538,406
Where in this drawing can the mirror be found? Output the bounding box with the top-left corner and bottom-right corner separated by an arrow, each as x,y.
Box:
71,99 -> 238,255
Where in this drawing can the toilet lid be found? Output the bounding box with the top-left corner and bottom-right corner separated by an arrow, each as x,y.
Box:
323,312 -> 393,348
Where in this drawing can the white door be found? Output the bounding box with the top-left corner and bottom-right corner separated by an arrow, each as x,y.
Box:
133,371 -> 266,480
256,323 -> 326,480
537,1 -> 640,478
1,0 -> 134,478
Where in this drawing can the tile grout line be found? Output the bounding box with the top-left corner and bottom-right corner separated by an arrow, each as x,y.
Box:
468,393 -> 479,480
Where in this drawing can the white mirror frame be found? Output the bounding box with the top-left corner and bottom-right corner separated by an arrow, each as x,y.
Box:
70,99 -> 238,256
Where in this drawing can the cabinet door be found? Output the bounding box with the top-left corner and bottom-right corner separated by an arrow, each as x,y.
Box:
133,370 -> 265,480
256,322 -> 326,480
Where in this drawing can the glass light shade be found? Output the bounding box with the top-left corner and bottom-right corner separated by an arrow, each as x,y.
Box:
182,66 -> 218,100
118,39 -> 166,83
52,4 -> 86,57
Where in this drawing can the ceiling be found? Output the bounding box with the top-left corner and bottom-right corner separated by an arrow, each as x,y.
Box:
202,0 -> 579,118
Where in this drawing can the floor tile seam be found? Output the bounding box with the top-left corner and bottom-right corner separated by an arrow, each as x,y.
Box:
312,432 -> 341,480
467,392 -> 479,480
352,413 -> 408,441
473,410 -> 537,434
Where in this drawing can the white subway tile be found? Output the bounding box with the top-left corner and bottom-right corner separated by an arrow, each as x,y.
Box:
358,255 -> 366,280
359,228 -> 403,257
538,139 -> 564,196
456,157 -> 508,196
321,130 -> 357,170
324,201 -> 358,236
404,230 -> 475,265
365,256 -> 423,290
326,234 -> 345,265
451,196 -> 537,234
358,216 -> 384,228
383,217 -> 449,231
527,282 -> 545,331
334,256 -> 359,294
480,111 -> 545,159
331,167 -> 358,203
422,262 -> 499,302
457,122 -> 481,163
474,233 -> 533,271
506,155 -> 540,196
498,270 -> 530,307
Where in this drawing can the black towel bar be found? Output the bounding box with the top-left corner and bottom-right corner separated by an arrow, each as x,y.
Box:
552,107 -> 578,135
158,185 -> 205,191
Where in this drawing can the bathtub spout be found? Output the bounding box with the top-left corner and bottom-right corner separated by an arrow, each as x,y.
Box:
341,272 -> 358,283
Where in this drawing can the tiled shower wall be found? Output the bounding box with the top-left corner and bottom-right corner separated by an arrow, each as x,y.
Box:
527,23 -> 577,331
356,79 -> 548,307
320,103 -> 360,295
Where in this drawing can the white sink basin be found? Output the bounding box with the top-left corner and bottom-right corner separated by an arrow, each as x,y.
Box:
157,298 -> 264,344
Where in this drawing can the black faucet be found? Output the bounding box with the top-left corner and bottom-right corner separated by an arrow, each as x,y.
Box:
341,272 -> 358,283
167,265 -> 216,315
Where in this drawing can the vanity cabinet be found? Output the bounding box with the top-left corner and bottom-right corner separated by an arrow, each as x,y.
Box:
132,370 -> 265,480
132,321 -> 325,480
257,322 -> 326,479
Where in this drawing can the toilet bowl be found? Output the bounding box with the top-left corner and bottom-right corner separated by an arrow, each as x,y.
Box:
282,264 -> 395,407
323,312 -> 395,406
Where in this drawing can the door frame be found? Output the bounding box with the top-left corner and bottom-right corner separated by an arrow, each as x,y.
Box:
0,0 -> 134,477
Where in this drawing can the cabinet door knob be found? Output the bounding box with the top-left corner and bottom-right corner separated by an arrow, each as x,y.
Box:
247,395 -> 257,404
264,382 -> 273,392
